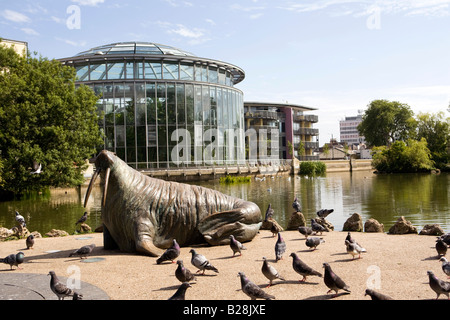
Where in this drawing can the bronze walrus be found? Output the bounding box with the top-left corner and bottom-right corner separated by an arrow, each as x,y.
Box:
84,150 -> 262,256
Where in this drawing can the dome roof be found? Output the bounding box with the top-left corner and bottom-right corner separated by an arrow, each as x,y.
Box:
74,41 -> 196,57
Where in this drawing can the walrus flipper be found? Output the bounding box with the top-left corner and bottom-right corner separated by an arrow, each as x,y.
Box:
134,216 -> 163,257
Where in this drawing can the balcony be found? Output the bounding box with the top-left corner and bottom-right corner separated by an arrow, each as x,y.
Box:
245,111 -> 280,121
294,128 -> 319,136
293,114 -> 318,123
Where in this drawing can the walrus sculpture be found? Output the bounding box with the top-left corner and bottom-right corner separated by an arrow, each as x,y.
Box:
84,150 -> 262,257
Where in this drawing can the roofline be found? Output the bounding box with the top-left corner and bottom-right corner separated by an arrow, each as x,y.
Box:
244,101 -> 317,111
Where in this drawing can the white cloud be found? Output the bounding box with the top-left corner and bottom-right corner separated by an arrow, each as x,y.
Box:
21,28 -> 39,36
55,37 -> 87,47
2,9 -> 31,23
71,0 -> 105,6
168,24 -> 205,38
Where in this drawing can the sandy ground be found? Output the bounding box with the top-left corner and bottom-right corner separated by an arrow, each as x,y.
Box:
0,229 -> 447,300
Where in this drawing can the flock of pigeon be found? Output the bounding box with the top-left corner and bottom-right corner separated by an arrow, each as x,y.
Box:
0,210 -> 96,300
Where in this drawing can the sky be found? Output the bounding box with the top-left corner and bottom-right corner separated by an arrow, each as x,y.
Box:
1,0 -> 450,146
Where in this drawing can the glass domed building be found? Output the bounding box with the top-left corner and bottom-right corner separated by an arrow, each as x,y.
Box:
59,42 -> 246,169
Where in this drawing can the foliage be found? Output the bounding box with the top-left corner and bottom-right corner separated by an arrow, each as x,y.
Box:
0,44 -> 103,196
299,161 -> 326,176
219,175 -> 251,184
357,99 -> 416,147
415,112 -> 450,169
371,139 -> 435,173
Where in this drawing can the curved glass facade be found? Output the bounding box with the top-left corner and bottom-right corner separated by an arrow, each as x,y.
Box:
59,42 -> 245,169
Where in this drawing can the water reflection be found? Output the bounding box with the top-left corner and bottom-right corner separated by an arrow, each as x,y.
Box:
0,172 -> 448,235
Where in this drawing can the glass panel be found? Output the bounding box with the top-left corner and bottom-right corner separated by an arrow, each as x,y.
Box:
90,63 -> 106,80
218,69 -> 226,85
76,65 -> 89,81
126,126 -> 135,149
209,67 -> 218,84
216,88 -> 222,125
194,85 -> 202,122
144,61 -> 161,79
158,125 -> 167,159
148,147 -> 157,164
136,126 -> 146,147
194,64 -> 202,82
202,86 -> 210,126
105,126 -> 114,149
116,147 -> 125,161
157,83 -> 166,125
176,84 -> 185,126
135,61 -> 144,79
163,62 -> 179,80
109,46 -> 135,54
108,62 -> 125,80
105,100 -> 114,126
135,83 -> 146,125
147,125 -> 157,146
126,147 -> 136,163
125,62 -> 134,79
146,82 -> 156,124
93,84 -> 103,97
210,87 -> 217,127
116,125 -> 125,147
180,63 -> 193,80
136,45 -> 162,54
137,147 -> 147,164
167,83 -> 176,125
185,84 -> 194,124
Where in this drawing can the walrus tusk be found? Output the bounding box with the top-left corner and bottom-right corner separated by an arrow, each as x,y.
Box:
84,167 -> 101,208
102,167 -> 110,207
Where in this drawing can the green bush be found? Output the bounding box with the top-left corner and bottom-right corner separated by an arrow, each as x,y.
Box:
299,161 -> 326,176
219,175 -> 251,184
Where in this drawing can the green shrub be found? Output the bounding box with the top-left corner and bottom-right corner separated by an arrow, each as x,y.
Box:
219,175 -> 251,184
299,161 -> 326,176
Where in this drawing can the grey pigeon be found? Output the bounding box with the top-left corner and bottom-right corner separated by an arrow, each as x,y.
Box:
305,237 -> 325,250
292,197 -> 301,212
364,288 -> 394,300
48,271 -> 75,300
261,257 -> 285,287
168,282 -> 191,300
345,232 -> 367,252
345,239 -> 364,259
26,234 -> 35,249
275,232 -> 286,262
0,252 -> 25,270
317,209 -> 334,218
229,235 -> 246,257
436,238 -> 447,257
30,161 -> 42,174
427,270 -> 450,299
264,204 -> 274,221
440,233 -> 450,246
175,260 -> 197,283
156,239 -> 180,264
323,262 -> 351,296
238,271 -> 275,300
15,211 -> 26,227
439,257 -> 450,278
69,243 -> 95,259
290,252 -> 322,282
189,249 -> 219,274
75,211 -> 88,225
298,226 -> 313,238
72,292 -> 83,300
311,218 -> 327,235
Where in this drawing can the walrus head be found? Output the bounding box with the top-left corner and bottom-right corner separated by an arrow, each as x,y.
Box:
84,150 -> 115,208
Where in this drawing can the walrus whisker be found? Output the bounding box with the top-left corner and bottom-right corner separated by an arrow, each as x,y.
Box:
84,167 -> 101,208
102,167 -> 110,207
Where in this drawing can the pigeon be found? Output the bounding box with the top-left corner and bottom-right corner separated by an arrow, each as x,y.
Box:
261,257 -> 285,287
275,232 -> 286,262
290,252 -> 322,282
15,211 -> 26,227
270,221 -> 282,237
156,239 -> 180,264
72,292 -> 83,300
69,243 -> 95,259
168,282 -> 191,300
48,271 -> 75,300
229,235 -> 246,257
427,270 -> 450,299
345,232 -> 367,252
364,288 -> 394,300
345,239 -> 364,259
440,233 -> 450,246
292,197 -> 302,212
264,204 -> 274,221
439,257 -> 450,278
323,262 -> 351,296
238,271 -> 275,300
436,238 -> 447,257
298,226 -> 313,238
317,209 -> 334,218
175,260 -> 197,283
75,212 -> 88,225
0,252 -> 25,270
305,237 -> 325,250
26,234 -> 35,249
189,249 -> 219,274
311,218 -> 327,235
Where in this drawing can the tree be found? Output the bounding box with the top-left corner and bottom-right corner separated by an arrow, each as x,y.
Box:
357,99 -> 416,147
0,44 -> 103,196
415,111 -> 449,169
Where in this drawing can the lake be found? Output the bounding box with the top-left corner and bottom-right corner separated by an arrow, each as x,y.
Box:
0,171 -> 448,235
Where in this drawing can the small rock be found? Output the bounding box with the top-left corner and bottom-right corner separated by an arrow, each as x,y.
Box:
364,218 -> 384,233
388,216 -> 418,235
315,217 -> 334,231
45,229 -> 69,237
343,213 -> 363,232
419,224 -> 444,236
79,223 -> 92,233
286,211 -> 306,230
0,227 -> 14,240
261,218 -> 284,233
